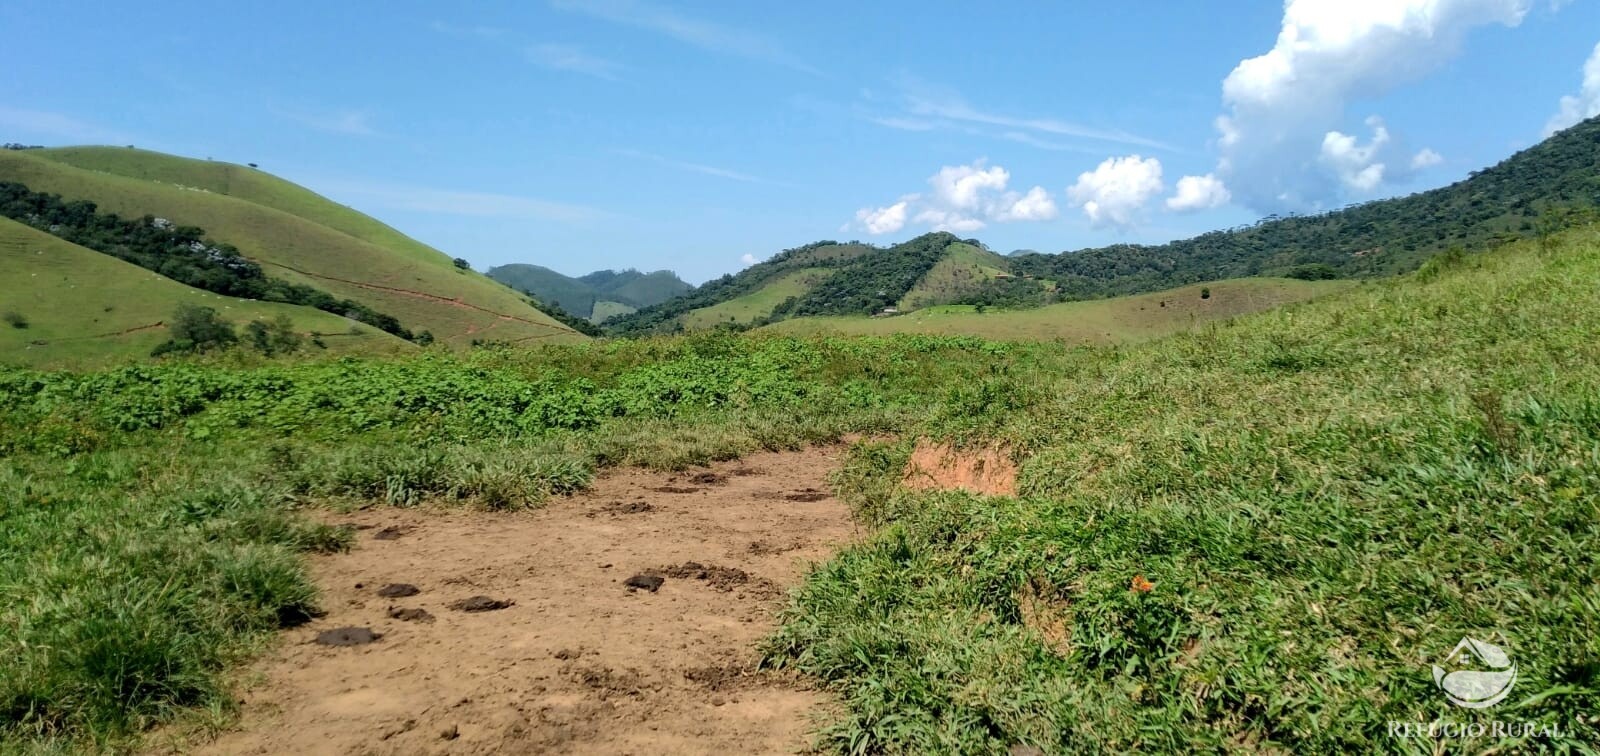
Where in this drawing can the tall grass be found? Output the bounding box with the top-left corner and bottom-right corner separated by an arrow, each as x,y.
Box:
767,231 -> 1600,752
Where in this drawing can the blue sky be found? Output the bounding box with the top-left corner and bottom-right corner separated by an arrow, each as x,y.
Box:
2,1 -> 1597,283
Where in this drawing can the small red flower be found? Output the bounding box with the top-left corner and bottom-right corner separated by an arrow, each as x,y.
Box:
1130,575 -> 1155,593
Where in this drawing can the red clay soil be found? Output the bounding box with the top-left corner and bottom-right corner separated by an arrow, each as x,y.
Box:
168,448 -> 856,756
902,440 -> 1019,497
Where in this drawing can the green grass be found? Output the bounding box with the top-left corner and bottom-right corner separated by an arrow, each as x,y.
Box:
2,226 -> 1598,752
766,229 -> 1600,752
680,267 -> 835,328
589,299 -> 636,322
0,149 -> 580,346
766,277 -> 1348,343
0,218 -> 407,368
897,242 -> 1012,310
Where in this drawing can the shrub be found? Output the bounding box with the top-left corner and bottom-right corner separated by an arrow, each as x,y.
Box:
2,311 -> 26,329
151,305 -> 237,356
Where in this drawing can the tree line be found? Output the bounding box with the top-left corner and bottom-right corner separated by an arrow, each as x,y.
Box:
0,181 -> 416,340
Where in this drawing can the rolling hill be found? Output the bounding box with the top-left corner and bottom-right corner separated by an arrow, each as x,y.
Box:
614,115 -> 1600,336
484,264 -> 692,322
762,276 -> 1348,342
1008,113 -> 1600,297
0,147 -> 582,346
0,217 -> 407,367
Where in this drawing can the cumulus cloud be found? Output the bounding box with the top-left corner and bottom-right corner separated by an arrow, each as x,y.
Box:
1319,115 -> 1392,192
850,161 -> 1057,235
855,201 -> 910,235
1216,0 -> 1528,211
1410,147 -> 1444,169
1166,174 -> 1232,212
1545,41 -> 1600,136
1066,155 -> 1164,229
740,253 -> 759,265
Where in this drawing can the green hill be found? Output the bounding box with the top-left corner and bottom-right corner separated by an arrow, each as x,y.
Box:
763,277 -> 1348,342
486,264 -> 693,322
1008,113 -> 1600,298
0,218 -> 406,367
0,147 -> 581,345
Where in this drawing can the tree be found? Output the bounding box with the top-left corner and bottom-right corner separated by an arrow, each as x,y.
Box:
244,315 -> 302,356
152,304 -> 237,355
453,258 -> 472,270
1200,287 -> 1211,300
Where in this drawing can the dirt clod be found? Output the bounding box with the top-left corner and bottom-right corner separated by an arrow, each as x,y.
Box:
376,583 -> 420,598
624,574 -> 665,592
689,471 -> 726,485
596,500 -> 654,516
649,562 -> 754,592
314,627 -> 381,646
387,606 -> 434,623
784,488 -> 829,502
448,595 -> 514,612
440,725 -> 459,741
651,486 -> 701,494
372,526 -> 409,541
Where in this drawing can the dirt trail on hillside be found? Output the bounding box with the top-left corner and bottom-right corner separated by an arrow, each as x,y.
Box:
187,449 -> 854,755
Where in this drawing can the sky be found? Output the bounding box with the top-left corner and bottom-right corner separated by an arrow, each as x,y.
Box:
2,1 -> 1598,283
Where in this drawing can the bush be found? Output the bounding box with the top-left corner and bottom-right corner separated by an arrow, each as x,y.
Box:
244,315 -> 302,357
151,305 -> 237,356
2,311 -> 26,329
452,257 -> 471,270
1200,287 -> 1211,299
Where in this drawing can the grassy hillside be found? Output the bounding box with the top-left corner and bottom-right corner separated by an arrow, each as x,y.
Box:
485,263 -> 602,317
32,147 -> 456,269
766,277 -> 1347,342
897,241 -> 1015,310
0,149 -> 580,345
604,241 -> 874,334
680,267 -> 834,329
0,218 -> 404,367
1008,113 -> 1600,298
578,269 -> 693,309
769,228 -> 1600,752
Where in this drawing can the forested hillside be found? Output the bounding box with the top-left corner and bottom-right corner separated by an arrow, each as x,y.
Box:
486,264 -> 692,321
1008,114 -> 1600,297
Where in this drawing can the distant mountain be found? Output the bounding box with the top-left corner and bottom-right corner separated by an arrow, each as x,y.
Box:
0,146 -> 580,350
486,265 -> 692,322
604,235 -> 1026,335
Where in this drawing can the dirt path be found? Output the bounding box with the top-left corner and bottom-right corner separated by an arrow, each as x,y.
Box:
190,448 -> 854,755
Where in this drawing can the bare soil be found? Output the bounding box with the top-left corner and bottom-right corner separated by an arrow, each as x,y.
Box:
184,448 -> 855,755
903,440 -> 1019,497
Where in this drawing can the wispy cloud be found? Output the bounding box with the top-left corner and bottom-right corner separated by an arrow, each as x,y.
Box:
272,107 -> 380,137
0,107 -> 133,144
310,178 -> 610,223
858,77 -> 1177,153
549,0 -> 821,75
525,43 -> 625,81
614,148 -> 780,184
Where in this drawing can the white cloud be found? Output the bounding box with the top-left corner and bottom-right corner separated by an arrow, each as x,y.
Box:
548,0 -> 820,75
895,78 -> 1175,151
993,186 -> 1060,222
1319,115 -> 1392,192
740,253 -> 759,265
855,201 -> 910,235
1166,173 -> 1232,212
1411,147 -> 1445,169
1545,41 -> 1600,135
928,163 -> 1010,210
850,161 -> 1059,235
1216,0 -> 1528,211
1066,155 -> 1164,229
526,44 -> 624,80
